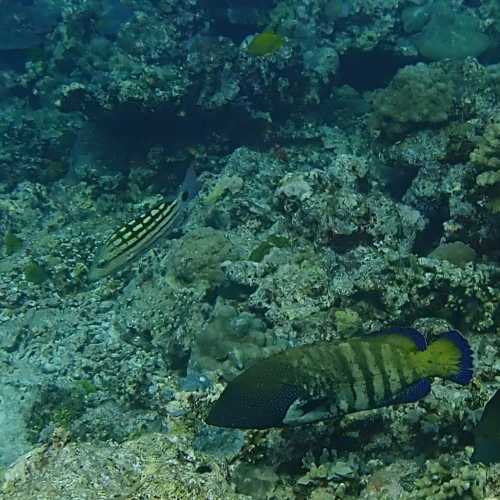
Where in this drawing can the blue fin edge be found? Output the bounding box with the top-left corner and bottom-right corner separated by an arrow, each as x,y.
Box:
439,330 -> 474,385
385,378 -> 431,405
374,327 -> 427,351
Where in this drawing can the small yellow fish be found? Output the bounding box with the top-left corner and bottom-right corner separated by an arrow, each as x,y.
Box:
247,31 -> 284,56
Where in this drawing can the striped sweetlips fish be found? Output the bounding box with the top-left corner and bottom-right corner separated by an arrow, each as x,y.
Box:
206,328 -> 473,429
88,167 -> 199,282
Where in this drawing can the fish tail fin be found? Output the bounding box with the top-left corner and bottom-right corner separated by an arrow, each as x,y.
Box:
423,330 -> 473,385
180,167 -> 199,205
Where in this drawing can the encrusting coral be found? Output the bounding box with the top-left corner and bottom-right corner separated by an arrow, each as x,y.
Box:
470,120 -> 500,214
371,63 -> 455,139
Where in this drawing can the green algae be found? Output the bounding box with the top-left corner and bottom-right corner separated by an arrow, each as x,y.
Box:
428,242 -> 477,267
170,228 -> 238,288
4,230 -> 23,256
248,235 -> 290,262
24,260 -> 49,284
469,120 -> 500,214
334,308 -> 363,337
44,160 -> 68,182
414,2 -> 490,60
74,379 -> 97,396
52,407 -> 75,429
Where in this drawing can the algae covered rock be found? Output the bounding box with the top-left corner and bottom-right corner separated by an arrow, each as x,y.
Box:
0,102 -> 77,188
248,251 -> 333,333
232,463 -> 279,498
192,425 -> 245,461
428,241 -> 476,268
113,273 -> 206,371
0,0 -> 59,51
169,227 -> 239,290
189,301 -> 280,379
371,63 -> 454,138
334,308 -> 363,337
470,120 -> 500,214
0,383 -> 33,473
410,454 -> 494,499
23,259 -> 49,285
3,230 -> 23,256
401,5 -> 431,34
1,433 -> 245,500
414,2 -> 490,61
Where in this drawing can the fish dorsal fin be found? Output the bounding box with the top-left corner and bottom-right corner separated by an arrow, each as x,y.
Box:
363,327 -> 427,353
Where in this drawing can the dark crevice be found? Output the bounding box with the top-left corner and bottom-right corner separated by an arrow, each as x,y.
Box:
330,231 -> 374,254
479,45 -> 500,65
202,0 -> 278,42
97,104 -> 272,152
413,204 -> 450,256
384,164 -> 420,201
339,50 -> 419,91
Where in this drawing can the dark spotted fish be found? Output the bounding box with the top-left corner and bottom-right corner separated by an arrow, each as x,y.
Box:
89,167 -> 199,282
472,389 -> 500,465
206,328 -> 473,429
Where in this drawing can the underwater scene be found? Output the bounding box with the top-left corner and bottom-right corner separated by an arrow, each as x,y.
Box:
1,0 -> 500,498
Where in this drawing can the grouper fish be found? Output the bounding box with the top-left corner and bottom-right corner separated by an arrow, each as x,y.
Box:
89,167 -> 199,282
471,388 -> 500,465
206,328 -> 473,429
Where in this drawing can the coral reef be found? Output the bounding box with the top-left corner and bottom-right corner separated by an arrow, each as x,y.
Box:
1,0 -> 500,498
1,433 -> 244,500
413,1 -> 490,61
169,227 -> 240,292
371,63 -> 455,138
470,120 -> 500,214
189,301 -> 283,379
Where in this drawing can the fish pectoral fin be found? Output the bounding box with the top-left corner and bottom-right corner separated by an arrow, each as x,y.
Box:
384,378 -> 431,406
282,397 -> 336,425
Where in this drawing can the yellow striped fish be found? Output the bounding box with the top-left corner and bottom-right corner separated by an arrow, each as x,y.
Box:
88,167 -> 199,282
206,328 -> 473,429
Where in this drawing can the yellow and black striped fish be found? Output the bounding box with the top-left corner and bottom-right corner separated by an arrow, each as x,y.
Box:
206,328 -> 473,429
88,167 -> 199,282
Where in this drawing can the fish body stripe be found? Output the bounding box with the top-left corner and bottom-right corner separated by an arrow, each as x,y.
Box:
89,167 -> 198,282
329,346 -> 356,409
103,199 -> 179,265
391,348 -> 412,388
206,329 -> 474,429
371,342 -> 392,402
339,343 -> 370,411
400,351 -> 419,386
380,344 -> 403,396
360,342 -> 386,403
107,201 -> 175,253
351,342 -> 376,407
